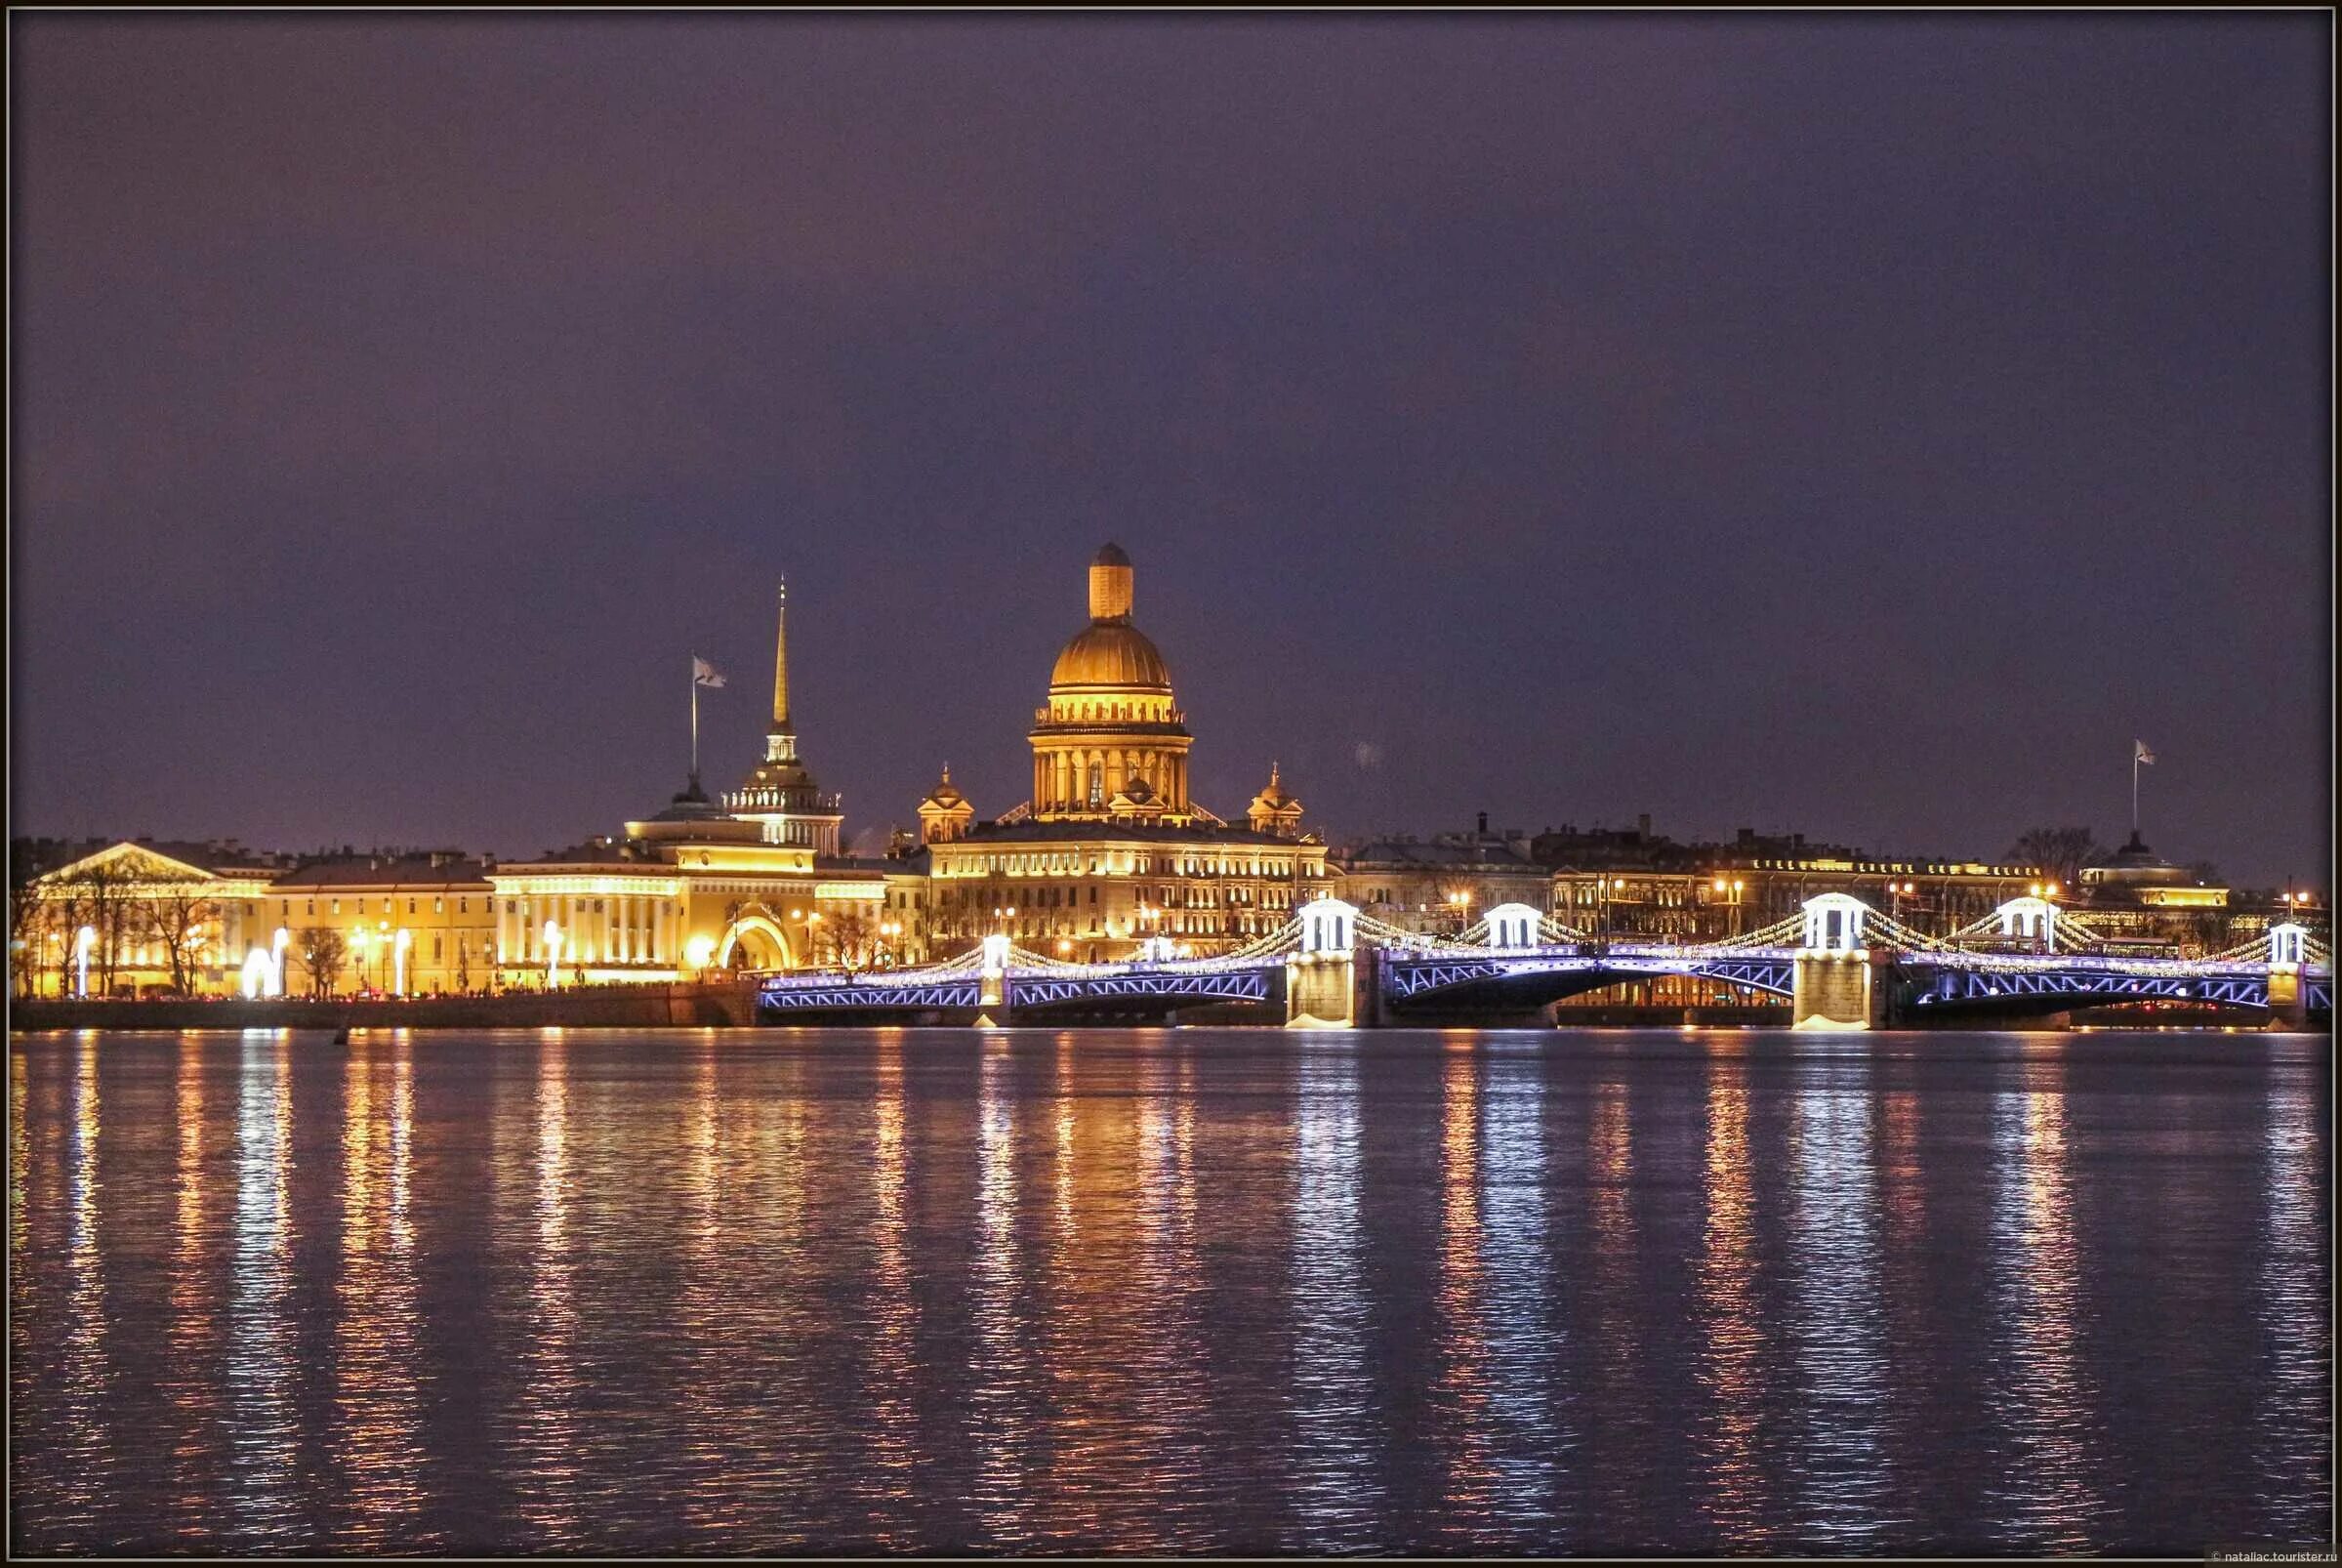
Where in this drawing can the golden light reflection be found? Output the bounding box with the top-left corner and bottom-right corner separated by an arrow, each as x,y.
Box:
329,1041 -> 430,1546
513,1036 -> 580,1542
57,1034 -> 107,1532
169,1040 -> 219,1541
1697,1048 -> 1766,1548
864,1034 -> 917,1543
1433,1043 -> 1496,1537
968,1039 -> 1034,1545
226,1036 -> 297,1536
1033,1032 -> 1161,1549
9,1049 -> 27,1265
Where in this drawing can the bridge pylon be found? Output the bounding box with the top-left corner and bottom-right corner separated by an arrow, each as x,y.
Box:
979,933 -> 1011,1022
1286,896 -> 1376,1028
2267,923 -> 2312,1029
1792,893 -> 1887,1030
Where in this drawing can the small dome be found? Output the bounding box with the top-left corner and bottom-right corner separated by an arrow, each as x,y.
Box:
1093,542 -> 1130,567
1050,621 -> 1172,690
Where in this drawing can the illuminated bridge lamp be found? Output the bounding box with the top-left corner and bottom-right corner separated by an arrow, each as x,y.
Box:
684,933 -> 717,971
393,928 -> 412,997
74,924 -> 95,998
544,921 -> 564,989
270,928 -> 289,997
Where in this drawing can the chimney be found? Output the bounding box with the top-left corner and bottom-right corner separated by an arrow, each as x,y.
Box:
1638,812 -> 1651,840
1476,811 -> 1489,835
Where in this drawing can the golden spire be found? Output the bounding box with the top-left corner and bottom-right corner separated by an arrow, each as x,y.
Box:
771,577 -> 792,733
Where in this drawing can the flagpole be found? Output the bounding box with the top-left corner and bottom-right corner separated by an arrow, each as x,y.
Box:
690,662 -> 701,794
2131,746 -> 2140,839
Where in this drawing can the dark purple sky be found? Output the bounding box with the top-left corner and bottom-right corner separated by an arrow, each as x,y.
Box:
13,15 -> 2331,886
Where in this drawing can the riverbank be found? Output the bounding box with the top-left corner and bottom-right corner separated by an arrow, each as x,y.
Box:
9,980 -> 760,1033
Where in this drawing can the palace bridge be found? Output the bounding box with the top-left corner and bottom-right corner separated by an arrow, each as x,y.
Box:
756,895 -> 2331,1030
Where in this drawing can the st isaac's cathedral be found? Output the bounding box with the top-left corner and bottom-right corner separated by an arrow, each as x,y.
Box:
911,544 -> 1329,962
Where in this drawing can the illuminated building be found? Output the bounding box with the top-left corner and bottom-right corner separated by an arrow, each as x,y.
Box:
16,840 -> 493,998
913,545 -> 1330,962
267,852 -> 497,995
487,578 -> 922,985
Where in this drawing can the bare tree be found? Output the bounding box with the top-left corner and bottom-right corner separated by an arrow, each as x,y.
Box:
8,844 -> 47,999
294,927 -> 349,1000
820,910 -> 879,972
456,937 -> 471,994
57,855 -> 140,995
146,885 -> 221,996
2005,827 -> 2105,889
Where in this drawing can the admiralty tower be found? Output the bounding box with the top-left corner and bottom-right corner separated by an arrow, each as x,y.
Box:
1028,543 -> 1197,820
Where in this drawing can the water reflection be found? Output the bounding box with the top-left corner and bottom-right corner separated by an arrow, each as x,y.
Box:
226,1036 -> 297,1541
511,1036 -> 582,1543
1985,1055 -> 2104,1548
166,1039 -> 222,1544
2253,1075 -> 2328,1535
967,1040 -> 1034,1547
1290,1044 -> 1378,1547
9,1048 -> 27,1265
1787,1054 -> 1891,1544
1429,1044 -> 1496,1541
5,1029 -> 2327,1557
1477,1046 -> 1558,1540
50,1035 -> 109,1543
329,1040 -> 430,1545
1697,1047 -> 1768,1547
864,1034 -> 917,1542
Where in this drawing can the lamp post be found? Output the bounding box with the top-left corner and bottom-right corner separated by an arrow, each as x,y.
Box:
1447,888 -> 1473,936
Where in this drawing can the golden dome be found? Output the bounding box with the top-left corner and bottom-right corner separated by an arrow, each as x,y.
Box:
1050,621 -> 1172,690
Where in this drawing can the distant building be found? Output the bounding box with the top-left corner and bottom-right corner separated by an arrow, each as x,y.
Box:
1333,814 -> 1550,935
2070,830 -> 2231,953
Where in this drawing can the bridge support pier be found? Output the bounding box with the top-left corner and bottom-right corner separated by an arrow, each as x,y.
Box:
1285,949 -> 1381,1029
978,934 -> 1011,1026
1792,950 -> 1887,1030
2267,964 -> 2310,1030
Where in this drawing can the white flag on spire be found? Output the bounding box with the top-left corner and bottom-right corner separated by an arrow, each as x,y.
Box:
693,657 -> 726,688
2135,739 -> 2155,764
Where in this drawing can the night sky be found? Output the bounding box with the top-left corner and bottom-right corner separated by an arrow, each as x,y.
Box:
12,15 -> 2330,887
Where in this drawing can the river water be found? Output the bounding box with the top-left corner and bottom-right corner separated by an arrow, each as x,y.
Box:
8,1026 -> 2330,1554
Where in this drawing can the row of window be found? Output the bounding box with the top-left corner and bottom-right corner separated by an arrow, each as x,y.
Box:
288,895 -> 469,918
